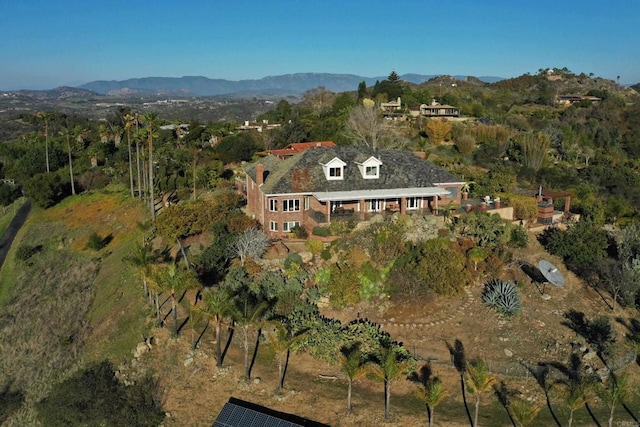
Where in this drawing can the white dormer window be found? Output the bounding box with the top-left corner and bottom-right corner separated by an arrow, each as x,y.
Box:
356,156 -> 382,179
321,157 -> 346,181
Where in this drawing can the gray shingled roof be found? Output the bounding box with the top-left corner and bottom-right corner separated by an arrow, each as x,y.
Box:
246,146 -> 462,196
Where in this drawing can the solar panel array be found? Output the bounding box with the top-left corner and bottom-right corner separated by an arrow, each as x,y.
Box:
213,401 -> 304,427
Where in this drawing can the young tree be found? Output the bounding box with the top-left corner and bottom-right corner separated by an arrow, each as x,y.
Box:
368,339 -> 414,421
596,372 -> 630,427
509,397 -> 542,427
265,321 -> 306,393
413,363 -> 447,427
151,263 -> 201,336
194,287 -> 235,366
424,118 -> 452,146
338,343 -> 369,412
230,290 -> 270,382
465,358 -> 496,427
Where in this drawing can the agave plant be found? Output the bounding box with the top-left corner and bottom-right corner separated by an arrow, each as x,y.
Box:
482,279 -> 522,316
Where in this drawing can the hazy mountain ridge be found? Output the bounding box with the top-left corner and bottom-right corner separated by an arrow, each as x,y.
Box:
78,73 -> 504,97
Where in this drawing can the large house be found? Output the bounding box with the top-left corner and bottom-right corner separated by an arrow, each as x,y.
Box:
244,146 -> 464,238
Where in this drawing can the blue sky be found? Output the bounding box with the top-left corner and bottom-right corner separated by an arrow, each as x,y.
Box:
1,0 -> 638,90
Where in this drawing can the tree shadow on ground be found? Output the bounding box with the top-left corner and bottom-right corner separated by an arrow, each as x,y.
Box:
522,362 -> 562,427
445,339 -> 473,427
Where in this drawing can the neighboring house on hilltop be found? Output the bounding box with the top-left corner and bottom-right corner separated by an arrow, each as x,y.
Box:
555,94 -> 601,105
380,97 -> 402,111
243,146 -> 464,238
419,99 -> 459,117
268,141 -> 337,160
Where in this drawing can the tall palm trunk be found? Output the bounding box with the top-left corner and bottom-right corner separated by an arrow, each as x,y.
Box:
66,135 -> 76,195
243,327 -> 250,381
155,291 -> 161,327
148,124 -> 155,219
474,396 -> 480,427
127,126 -> 134,197
44,118 -> 50,173
384,379 -> 391,420
215,321 -> 223,367
171,293 -> 178,336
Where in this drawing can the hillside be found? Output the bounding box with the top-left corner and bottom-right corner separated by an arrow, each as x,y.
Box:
1,189 -> 639,426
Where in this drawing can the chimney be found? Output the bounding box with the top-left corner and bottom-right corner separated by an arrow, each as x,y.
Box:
256,163 -> 264,185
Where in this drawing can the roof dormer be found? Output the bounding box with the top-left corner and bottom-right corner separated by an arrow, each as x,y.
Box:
320,157 -> 347,181
355,156 -> 382,179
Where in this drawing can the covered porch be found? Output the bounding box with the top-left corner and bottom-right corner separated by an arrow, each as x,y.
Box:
307,187 -> 451,225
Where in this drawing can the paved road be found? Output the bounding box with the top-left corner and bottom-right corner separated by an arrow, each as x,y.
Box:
0,200 -> 32,270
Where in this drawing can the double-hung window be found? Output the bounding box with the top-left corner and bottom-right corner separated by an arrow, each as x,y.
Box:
283,221 -> 300,232
282,199 -> 300,212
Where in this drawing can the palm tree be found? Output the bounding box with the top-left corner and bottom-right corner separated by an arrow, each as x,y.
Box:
123,114 -> 135,197
230,291 -> 270,382
36,111 -> 53,173
550,354 -> 594,427
59,125 -> 85,196
97,123 -> 110,143
339,343 -> 369,412
123,242 -> 159,309
465,358 -> 496,427
509,397 -> 542,427
143,112 -> 158,219
133,112 -> 143,200
266,321 -> 306,393
152,263 -> 201,336
368,341 -> 414,421
596,372 -> 630,427
413,363 -> 448,427
194,287 -> 235,367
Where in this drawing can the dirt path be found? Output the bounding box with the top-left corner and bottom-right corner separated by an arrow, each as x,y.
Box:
0,199 -> 31,270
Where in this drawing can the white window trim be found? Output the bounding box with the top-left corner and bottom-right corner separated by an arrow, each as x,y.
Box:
269,199 -> 278,212
283,221 -> 301,232
269,221 -> 278,231
407,197 -> 420,210
356,156 -> 383,179
282,199 -> 300,212
321,157 -> 347,181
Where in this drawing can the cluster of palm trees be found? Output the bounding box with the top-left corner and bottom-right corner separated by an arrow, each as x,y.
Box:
36,110 -> 159,215
123,237 -> 640,425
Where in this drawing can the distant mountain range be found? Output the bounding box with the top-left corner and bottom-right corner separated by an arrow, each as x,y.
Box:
78,73 -> 504,97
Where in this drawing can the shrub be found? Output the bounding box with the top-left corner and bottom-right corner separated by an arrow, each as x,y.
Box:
508,224 -> 530,248
284,252 -> 304,271
482,279 -> 522,317
36,361 -> 164,427
320,248 -> 332,261
312,226 -> 331,237
304,239 -> 324,257
329,219 -> 356,236
86,232 -> 112,251
16,244 -> 42,261
290,225 -> 308,239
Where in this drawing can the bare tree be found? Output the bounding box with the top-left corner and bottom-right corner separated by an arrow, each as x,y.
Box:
343,105 -> 404,150
520,131 -> 551,172
230,228 -> 271,266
